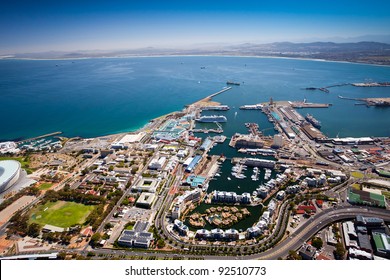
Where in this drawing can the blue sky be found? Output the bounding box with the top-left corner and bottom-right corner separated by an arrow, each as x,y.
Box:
1,0 -> 390,54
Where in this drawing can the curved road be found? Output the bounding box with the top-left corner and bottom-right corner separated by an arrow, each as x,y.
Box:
87,205 -> 390,260
244,205 -> 390,259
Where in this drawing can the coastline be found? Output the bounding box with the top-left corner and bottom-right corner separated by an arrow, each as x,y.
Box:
2,53 -> 390,68
1,55 -> 389,142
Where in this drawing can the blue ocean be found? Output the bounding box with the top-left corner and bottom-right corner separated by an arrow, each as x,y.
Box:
0,56 -> 389,141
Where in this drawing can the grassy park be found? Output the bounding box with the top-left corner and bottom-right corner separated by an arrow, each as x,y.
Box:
30,201 -> 95,228
38,183 -> 53,190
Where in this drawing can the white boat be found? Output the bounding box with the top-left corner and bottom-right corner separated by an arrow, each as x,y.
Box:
227,177 -> 231,181
196,115 -> 227,123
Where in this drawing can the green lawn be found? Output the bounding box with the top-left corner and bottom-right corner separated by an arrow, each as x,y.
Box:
351,171 -> 364,179
38,183 -> 53,190
30,201 -> 95,228
125,223 -> 134,230
351,183 -> 361,190
0,156 -> 34,174
382,191 -> 390,199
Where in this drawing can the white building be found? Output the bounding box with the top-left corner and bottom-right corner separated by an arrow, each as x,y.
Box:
246,226 -> 262,238
224,229 -> 239,240
276,190 -> 285,200
319,174 -> 327,185
132,178 -> 159,193
148,156 -> 167,170
136,193 -> 156,209
171,204 -> 181,219
305,177 -> 317,187
174,219 -> 189,236
195,229 -> 210,239
210,228 -> 225,239
177,149 -> 188,158
0,142 -> 20,154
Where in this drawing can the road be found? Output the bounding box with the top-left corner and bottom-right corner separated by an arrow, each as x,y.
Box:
243,205 -> 390,259
57,205 -> 388,260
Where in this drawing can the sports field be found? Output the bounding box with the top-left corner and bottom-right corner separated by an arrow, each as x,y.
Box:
30,201 -> 95,228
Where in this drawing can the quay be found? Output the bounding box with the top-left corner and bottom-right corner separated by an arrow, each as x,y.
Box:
16,131 -> 63,144
290,101 -> 331,108
191,129 -> 223,134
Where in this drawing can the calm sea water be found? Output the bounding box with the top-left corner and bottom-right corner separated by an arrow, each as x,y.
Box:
0,56 -> 389,141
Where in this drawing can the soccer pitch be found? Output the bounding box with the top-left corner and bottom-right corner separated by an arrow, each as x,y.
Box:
30,201 -> 95,228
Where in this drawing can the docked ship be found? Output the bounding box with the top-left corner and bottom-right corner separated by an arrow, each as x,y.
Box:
239,104 -> 263,110
305,114 -> 321,128
201,105 -> 230,111
196,115 -> 227,123
226,81 -> 240,86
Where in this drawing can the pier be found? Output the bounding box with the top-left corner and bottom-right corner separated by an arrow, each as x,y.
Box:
16,131 -> 63,144
208,87 -> 232,98
245,123 -> 262,136
191,87 -> 232,107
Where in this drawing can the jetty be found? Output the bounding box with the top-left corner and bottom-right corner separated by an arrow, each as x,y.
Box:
16,131 -> 63,144
190,87 -> 232,107
303,87 -> 329,93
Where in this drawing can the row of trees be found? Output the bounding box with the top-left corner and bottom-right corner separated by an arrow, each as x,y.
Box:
44,188 -> 105,205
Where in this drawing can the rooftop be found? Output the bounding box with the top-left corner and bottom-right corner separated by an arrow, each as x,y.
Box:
0,160 -> 21,186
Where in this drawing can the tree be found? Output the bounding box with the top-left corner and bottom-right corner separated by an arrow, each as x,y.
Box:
157,239 -> 166,248
287,250 -> 302,260
90,233 -> 101,247
334,242 -> 346,259
104,223 -> 114,230
27,223 -> 41,238
60,233 -> 72,245
311,237 -> 323,250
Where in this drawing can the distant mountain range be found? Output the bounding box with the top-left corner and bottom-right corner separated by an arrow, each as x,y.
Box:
4,41 -> 390,65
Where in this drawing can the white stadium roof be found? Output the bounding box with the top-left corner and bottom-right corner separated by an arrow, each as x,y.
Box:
0,160 -> 21,187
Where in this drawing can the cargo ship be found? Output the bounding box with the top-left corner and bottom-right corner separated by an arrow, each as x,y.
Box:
196,115 -> 227,123
226,81 -> 240,86
305,114 -> 321,129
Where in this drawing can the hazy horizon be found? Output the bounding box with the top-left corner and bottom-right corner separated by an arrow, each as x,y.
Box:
1,0 -> 390,55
